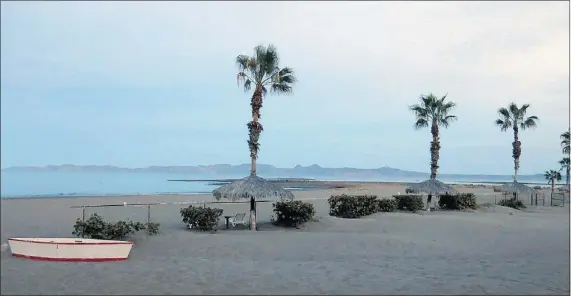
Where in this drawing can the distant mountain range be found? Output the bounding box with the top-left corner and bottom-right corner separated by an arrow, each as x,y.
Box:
1,164 -> 544,182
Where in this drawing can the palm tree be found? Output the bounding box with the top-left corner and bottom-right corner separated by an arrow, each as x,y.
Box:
561,129 -> 570,155
409,93 -> 457,180
544,170 -> 562,193
559,157 -> 570,188
236,44 -> 296,176
494,103 -> 539,182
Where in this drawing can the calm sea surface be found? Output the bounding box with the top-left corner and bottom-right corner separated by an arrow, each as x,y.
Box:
0,171 -> 548,199
0,172 -> 219,198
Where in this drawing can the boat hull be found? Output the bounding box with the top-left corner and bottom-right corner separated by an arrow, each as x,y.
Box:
8,238 -> 134,262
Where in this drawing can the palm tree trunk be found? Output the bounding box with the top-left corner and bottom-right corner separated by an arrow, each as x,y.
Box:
551,180 -> 555,193
566,168 -> 570,189
512,127 -> 521,182
247,86 -> 264,231
430,122 -> 440,180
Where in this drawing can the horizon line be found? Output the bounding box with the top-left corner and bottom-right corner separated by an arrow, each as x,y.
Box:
1,163 -> 543,176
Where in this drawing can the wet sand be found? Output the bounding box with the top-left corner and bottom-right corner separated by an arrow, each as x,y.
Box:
1,185 -> 569,295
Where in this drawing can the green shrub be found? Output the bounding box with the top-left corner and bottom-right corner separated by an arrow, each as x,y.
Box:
72,213 -> 160,240
498,198 -> 526,210
392,195 -> 424,212
328,194 -> 379,218
405,187 -> 419,194
180,205 -> 223,231
272,200 -> 316,228
377,198 -> 397,212
438,193 -> 477,210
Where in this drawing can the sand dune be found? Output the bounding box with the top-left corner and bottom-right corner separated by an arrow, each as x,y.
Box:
1,186 -> 569,295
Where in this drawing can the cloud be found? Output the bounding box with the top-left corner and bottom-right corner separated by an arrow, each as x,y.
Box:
0,1 -> 568,173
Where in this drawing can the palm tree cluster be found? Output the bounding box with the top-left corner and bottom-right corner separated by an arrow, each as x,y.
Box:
228,43 -> 565,228
559,129 -> 570,188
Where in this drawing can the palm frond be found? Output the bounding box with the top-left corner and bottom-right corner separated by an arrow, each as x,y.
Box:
495,108 -> 512,131
440,115 -> 457,128
270,83 -> 293,94
236,55 -> 250,71
413,118 -> 429,130
560,157 -> 570,169
561,130 -> 570,154
508,102 -> 519,118
497,107 -> 511,119
520,116 -> 538,130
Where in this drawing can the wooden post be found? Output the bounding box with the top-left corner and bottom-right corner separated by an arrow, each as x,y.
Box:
82,207 -> 86,222
250,197 -> 256,231
147,205 -> 151,223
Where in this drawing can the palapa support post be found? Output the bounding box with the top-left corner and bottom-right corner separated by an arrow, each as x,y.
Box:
250,197 -> 257,231
147,205 -> 151,223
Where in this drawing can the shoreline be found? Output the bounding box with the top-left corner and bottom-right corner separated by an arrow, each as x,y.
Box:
1,179 -> 564,200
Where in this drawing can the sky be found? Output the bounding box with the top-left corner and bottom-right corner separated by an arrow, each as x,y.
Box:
0,1 -> 569,175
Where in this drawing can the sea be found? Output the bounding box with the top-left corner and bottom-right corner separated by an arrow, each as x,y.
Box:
0,171 -> 550,199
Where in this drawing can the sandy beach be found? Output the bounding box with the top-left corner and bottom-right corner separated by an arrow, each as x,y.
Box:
1,183 -> 569,295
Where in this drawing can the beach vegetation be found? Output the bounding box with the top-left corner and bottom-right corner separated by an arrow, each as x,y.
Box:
405,187 -> 419,194
271,200 -> 316,228
180,205 -> 223,231
544,170 -> 562,193
328,194 -> 379,218
236,44 -> 296,176
559,157 -> 570,189
72,213 -> 160,240
438,193 -> 477,210
561,129 -> 570,155
392,195 -> 424,212
409,93 -> 457,180
498,198 -> 526,209
376,198 -> 397,212
234,44 -> 297,230
494,103 -> 539,182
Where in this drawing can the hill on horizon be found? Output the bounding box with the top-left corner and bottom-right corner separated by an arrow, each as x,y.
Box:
2,164 -> 544,182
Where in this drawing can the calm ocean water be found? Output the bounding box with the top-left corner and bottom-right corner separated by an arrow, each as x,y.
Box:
0,172 -> 219,198
0,171 -> 549,199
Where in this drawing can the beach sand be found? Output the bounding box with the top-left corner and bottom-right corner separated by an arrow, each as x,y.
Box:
1,184 -> 569,295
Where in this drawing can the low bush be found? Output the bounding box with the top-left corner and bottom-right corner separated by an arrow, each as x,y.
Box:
272,200 -> 316,228
392,195 -> 424,212
180,205 -> 223,231
438,193 -> 477,210
72,213 -> 160,240
405,187 -> 419,194
498,198 -> 526,210
377,198 -> 397,212
328,194 -> 379,218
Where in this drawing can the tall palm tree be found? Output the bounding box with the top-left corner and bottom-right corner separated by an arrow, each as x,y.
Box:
561,129 -> 570,155
409,93 -> 457,180
544,170 -> 562,193
236,44 -> 296,176
494,103 -> 539,182
559,157 -> 570,188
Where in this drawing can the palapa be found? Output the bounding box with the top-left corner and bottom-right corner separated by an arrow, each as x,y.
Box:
407,179 -> 458,195
499,181 -> 536,194
212,174 -> 294,231
212,174 -> 295,202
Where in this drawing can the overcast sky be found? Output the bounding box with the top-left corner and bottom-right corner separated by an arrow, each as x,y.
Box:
1,1 -> 569,175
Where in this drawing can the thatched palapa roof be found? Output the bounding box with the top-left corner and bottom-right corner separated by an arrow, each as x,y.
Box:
407,179 -> 458,195
500,181 -> 536,194
212,174 -> 295,202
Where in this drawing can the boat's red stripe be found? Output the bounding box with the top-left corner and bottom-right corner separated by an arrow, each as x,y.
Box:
8,238 -> 133,245
12,253 -> 128,262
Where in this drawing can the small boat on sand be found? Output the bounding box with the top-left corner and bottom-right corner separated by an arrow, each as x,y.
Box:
8,238 -> 134,262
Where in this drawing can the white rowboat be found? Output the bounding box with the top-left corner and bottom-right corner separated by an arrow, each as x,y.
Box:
8,238 -> 134,262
